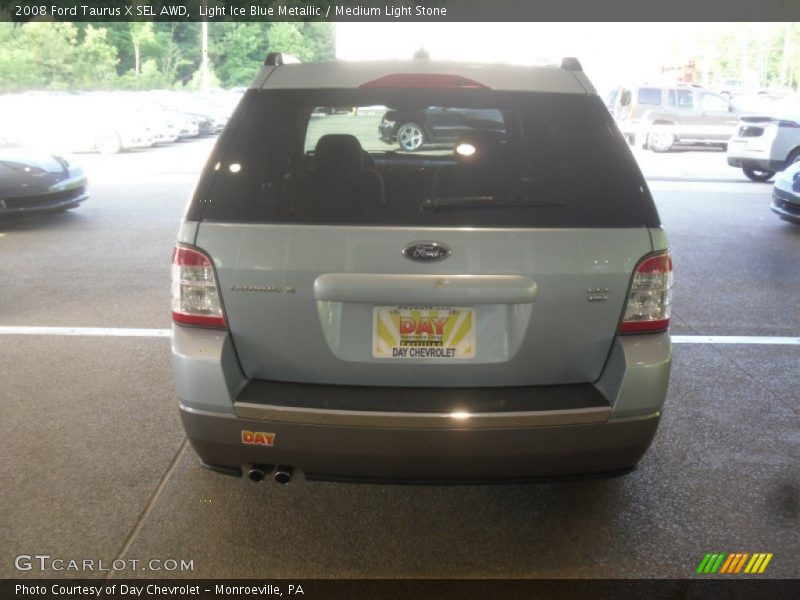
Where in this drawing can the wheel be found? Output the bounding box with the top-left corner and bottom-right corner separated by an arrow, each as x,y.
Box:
95,130 -> 122,154
647,128 -> 674,152
742,167 -> 775,182
396,123 -> 424,152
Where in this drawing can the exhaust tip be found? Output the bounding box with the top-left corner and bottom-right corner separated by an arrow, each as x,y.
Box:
247,464 -> 273,483
274,465 -> 293,485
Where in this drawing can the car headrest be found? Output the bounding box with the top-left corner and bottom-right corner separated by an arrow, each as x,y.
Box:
314,134 -> 364,172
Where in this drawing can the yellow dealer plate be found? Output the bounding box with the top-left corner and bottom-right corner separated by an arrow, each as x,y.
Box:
372,306 -> 475,359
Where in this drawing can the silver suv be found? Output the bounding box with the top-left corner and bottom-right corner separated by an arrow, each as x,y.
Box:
171,56 -> 673,484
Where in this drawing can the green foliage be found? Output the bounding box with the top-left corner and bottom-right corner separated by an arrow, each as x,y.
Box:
0,21 -> 335,92
185,67 -> 222,90
210,22 -> 335,87
72,26 -> 119,89
665,23 -> 800,90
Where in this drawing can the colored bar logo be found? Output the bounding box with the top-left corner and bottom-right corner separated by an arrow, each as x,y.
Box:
696,553 -> 773,574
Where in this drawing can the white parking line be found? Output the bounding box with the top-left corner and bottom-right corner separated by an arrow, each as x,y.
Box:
0,327 -> 798,345
671,335 -> 800,345
0,326 -> 171,337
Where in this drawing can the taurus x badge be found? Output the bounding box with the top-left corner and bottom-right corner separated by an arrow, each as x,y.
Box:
402,242 -> 451,262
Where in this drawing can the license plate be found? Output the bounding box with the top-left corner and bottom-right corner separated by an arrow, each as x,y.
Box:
372,306 -> 475,359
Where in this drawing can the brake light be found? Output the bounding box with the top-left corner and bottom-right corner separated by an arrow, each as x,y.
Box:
619,252 -> 673,334
777,120 -> 800,128
359,73 -> 490,89
171,244 -> 227,328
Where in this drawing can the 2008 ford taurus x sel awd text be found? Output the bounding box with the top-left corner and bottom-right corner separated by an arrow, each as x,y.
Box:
171,55 -> 673,484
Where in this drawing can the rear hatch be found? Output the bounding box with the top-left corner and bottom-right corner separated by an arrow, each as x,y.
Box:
729,115 -> 800,154
190,85 -> 659,388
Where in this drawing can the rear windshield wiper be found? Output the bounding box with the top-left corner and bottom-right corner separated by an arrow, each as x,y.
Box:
421,196 -> 566,213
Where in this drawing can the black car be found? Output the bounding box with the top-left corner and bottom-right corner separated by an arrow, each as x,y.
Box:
0,147 -> 88,216
771,160 -> 800,224
379,107 -> 505,151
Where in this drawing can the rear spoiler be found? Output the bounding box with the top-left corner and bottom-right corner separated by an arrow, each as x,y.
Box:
740,116 -> 800,127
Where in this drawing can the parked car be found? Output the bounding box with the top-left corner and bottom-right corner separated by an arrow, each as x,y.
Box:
0,94 -> 153,154
148,92 -> 223,135
726,97 -> 800,181
171,56 -> 673,483
83,93 -> 179,146
613,83 -> 740,151
0,145 -> 88,216
169,111 -> 201,139
379,107 -> 505,151
771,161 -> 800,223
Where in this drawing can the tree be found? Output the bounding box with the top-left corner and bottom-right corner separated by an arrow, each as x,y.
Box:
130,22 -> 156,78
150,23 -> 193,86
210,22 -> 335,88
0,24 -> 44,90
72,26 -> 119,89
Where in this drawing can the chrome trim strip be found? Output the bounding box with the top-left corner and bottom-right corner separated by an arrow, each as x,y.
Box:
233,402 -> 611,429
313,273 -> 537,305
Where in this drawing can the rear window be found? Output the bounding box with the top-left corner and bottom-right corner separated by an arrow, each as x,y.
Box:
190,89 -> 656,228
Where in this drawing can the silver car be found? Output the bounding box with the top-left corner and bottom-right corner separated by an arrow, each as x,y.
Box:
726,101 -> 800,182
171,56 -> 673,484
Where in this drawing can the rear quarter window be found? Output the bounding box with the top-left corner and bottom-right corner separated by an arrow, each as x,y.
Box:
188,88 -> 658,228
637,88 -> 663,106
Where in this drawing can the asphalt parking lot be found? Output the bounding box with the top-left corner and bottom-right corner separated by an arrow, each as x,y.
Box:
1,139 -> 798,579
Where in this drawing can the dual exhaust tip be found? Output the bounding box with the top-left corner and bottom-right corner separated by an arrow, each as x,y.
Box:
247,464 -> 293,485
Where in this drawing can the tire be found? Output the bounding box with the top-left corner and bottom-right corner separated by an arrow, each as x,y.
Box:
742,167 -> 775,182
647,128 -> 674,153
95,130 -> 122,155
396,123 -> 424,152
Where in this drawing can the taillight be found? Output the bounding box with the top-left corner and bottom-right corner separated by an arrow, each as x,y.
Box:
777,120 -> 800,128
171,244 -> 227,328
619,252 -> 673,334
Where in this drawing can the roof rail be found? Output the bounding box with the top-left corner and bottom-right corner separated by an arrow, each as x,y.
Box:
560,57 -> 583,72
264,52 -> 301,66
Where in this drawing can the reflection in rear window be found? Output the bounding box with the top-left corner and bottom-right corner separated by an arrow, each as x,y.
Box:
191,89 -> 656,228
305,106 -> 506,155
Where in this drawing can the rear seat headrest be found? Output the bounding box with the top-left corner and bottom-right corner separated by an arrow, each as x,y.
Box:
315,134 -> 364,172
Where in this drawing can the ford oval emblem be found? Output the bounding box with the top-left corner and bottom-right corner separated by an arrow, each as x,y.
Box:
402,242 -> 451,262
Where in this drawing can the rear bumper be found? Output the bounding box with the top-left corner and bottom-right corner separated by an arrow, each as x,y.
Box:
173,325 -> 671,481
180,403 -> 660,481
726,156 -> 784,171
